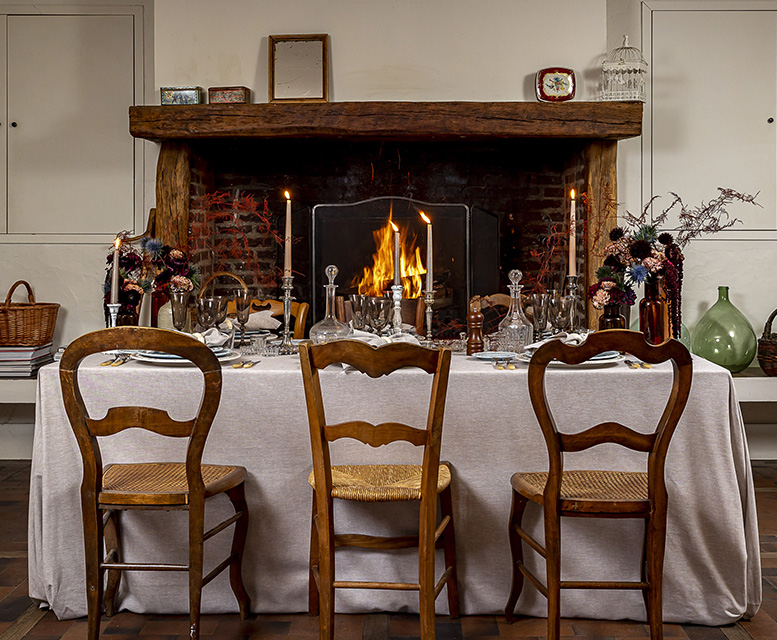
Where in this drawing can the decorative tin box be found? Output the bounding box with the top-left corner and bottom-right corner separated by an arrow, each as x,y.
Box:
208,86 -> 251,104
160,86 -> 203,105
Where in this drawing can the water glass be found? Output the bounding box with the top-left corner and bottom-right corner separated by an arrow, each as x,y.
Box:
349,294 -> 369,330
197,297 -> 219,330
527,293 -> 550,342
369,297 -> 392,334
548,290 -> 573,334
170,291 -> 190,332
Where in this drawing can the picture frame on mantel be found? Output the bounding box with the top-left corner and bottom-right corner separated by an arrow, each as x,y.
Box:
269,34 -> 329,103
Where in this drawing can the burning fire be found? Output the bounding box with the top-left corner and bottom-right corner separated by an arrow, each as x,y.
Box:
352,219 -> 427,298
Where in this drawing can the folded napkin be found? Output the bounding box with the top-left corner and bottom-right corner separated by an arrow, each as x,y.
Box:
245,310 -> 281,331
194,327 -> 232,347
523,331 -> 589,354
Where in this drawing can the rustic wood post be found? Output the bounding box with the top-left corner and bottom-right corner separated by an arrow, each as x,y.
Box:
155,142 -> 191,249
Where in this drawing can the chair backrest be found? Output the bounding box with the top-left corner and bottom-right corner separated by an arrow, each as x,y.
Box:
59,326 -> 222,497
251,298 -> 309,338
199,271 -> 249,298
299,339 -> 452,500
528,329 -> 693,500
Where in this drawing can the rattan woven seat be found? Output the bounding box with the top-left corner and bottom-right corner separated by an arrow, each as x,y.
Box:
510,470 -> 649,514
101,462 -> 246,506
60,327 -> 251,640
300,339 -> 459,640
308,463 -> 451,502
505,330 -> 693,640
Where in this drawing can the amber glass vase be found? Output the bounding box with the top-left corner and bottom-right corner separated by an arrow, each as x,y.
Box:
599,304 -> 626,330
639,278 -> 666,345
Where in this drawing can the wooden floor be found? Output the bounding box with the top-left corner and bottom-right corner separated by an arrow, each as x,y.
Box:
2,460 -> 777,640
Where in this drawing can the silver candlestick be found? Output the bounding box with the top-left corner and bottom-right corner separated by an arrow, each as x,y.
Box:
107,303 -> 120,328
278,275 -> 297,355
565,275 -> 582,332
423,289 -> 435,344
391,284 -> 404,335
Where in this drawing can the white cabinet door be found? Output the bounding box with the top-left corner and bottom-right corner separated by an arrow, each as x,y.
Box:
6,15 -> 135,235
647,9 -> 777,234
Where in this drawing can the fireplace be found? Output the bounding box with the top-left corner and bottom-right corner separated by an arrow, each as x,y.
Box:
129,101 -> 642,330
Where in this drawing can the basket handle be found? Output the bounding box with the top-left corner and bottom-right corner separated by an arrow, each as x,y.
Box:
764,307 -> 777,339
4,280 -> 35,308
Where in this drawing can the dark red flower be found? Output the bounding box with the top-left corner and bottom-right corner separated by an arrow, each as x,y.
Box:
630,239 -> 652,260
609,227 -> 625,241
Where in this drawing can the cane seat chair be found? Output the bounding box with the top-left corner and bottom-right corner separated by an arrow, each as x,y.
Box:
504,329 -> 693,640
299,339 -> 459,640
59,327 -> 251,640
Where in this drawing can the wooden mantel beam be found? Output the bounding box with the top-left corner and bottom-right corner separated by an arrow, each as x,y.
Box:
129,101 -> 642,142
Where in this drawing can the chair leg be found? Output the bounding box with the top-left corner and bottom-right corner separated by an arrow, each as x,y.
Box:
439,486 -> 459,619
309,491 -> 320,616
418,507 -> 437,640
103,509 -> 122,617
188,511 -> 205,640
83,503 -> 103,640
645,517 -> 666,640
316,494 -> 335,640
545,511 -> 562,640
226,484 -> 252,619
504,490 -> 529,622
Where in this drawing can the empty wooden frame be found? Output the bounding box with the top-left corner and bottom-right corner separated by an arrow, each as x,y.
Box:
269,34 -> 329,102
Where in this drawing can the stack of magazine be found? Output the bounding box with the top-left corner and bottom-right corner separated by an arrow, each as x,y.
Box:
0,343 -> 54,377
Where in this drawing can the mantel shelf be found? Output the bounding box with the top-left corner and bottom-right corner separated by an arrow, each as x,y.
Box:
129,100 -> 643,142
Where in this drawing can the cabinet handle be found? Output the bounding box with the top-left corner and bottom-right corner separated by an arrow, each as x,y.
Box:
769,118 -> 775,124
10,122 -> 17,127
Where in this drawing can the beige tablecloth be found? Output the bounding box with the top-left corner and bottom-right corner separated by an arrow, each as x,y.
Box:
28,353 -> 760,624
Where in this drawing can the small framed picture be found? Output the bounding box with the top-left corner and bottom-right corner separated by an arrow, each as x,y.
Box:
269,34 -> 329,103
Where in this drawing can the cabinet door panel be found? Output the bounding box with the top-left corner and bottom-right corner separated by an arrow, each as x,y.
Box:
7,15 -> 134,235
650,10 -> 776,232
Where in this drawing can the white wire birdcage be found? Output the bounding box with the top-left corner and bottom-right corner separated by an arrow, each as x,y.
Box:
601,35 -> 647,102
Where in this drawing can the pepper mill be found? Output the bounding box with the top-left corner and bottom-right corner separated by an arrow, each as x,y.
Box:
467,295 -> 485,355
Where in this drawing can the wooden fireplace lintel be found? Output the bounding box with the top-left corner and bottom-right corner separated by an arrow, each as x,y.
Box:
129,101 -> 642,142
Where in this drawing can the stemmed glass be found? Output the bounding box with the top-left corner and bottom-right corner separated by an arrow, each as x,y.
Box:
547,289 -> 573,334
369,297 -> 391,335
214,295 -> 229,328
234,289 -> 252,347
527,292 -> 550,342
170,291 -> 190,332
197,297 -> 219,331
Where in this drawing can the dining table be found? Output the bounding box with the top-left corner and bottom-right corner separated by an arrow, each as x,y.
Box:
27,347 -> 761,625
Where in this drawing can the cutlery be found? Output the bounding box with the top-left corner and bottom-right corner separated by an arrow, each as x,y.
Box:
110,353 -> 131,366
624,358 -> 651,369
232,360 -> 259,369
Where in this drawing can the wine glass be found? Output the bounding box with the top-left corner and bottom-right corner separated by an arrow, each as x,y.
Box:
234,289 -> 252,347
548,289 -> 573,334
214,295 -> 229,328
369,297 -> 391,335
197,297 -> 219,331
170,291 -> 190,332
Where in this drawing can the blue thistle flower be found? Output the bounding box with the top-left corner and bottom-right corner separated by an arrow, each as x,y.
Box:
630,264 -> 648,284
142,237 -> 163,258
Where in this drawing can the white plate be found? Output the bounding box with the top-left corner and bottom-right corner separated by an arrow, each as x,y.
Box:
136,347 -> 231,360
472,351 -> 518,360
516,352 -> 624,367
131,350 -> 241,366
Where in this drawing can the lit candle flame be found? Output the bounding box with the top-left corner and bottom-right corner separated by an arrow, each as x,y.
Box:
420,211 -> 431,224
114,237 -> 121,249
390,221 -> 399,232
284,190 -> 290,200
571,189 -> 576,200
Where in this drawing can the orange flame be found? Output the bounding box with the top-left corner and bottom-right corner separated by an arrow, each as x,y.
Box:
352,220 -> 427,298
420,211 -> 431,225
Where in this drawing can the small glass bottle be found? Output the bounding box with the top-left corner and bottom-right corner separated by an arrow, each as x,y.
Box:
309,265 -> 350,344
498,269 -> 532,352
599,304 -> 626,331
639,276 -> 666,345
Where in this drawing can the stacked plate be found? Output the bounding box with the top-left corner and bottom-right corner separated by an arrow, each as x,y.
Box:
131,346 -> 240,365
515,350 -> 623,366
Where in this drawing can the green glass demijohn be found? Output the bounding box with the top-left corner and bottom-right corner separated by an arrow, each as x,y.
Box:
691,286 -> 756,373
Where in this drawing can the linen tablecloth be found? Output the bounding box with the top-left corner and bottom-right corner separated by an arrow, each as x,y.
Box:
28,352 -> 760,624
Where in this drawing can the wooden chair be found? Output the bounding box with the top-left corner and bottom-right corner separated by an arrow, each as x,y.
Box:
504,329 -> 692,640
335,295 -> 425,334
299,340 -> 459,640
59,327 -> 251,640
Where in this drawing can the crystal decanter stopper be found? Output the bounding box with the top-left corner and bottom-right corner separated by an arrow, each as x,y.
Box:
497,269 -> 532,353
309,265 -> 350,344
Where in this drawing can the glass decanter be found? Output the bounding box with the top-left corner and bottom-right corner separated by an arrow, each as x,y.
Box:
309,265 -> 350,344
497,269 -> 532,353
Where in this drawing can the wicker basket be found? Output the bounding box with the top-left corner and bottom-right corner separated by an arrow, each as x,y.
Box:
0,280 -> 60,346
757,307 -> 777,377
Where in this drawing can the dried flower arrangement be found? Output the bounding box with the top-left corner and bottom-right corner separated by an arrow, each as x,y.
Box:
140,238 -> 201,293
590,188 -> 759,337
103,237 -> 151,322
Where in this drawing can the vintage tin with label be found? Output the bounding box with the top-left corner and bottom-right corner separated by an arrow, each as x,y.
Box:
208,86 -> 251,104
160,86 -> 203,105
